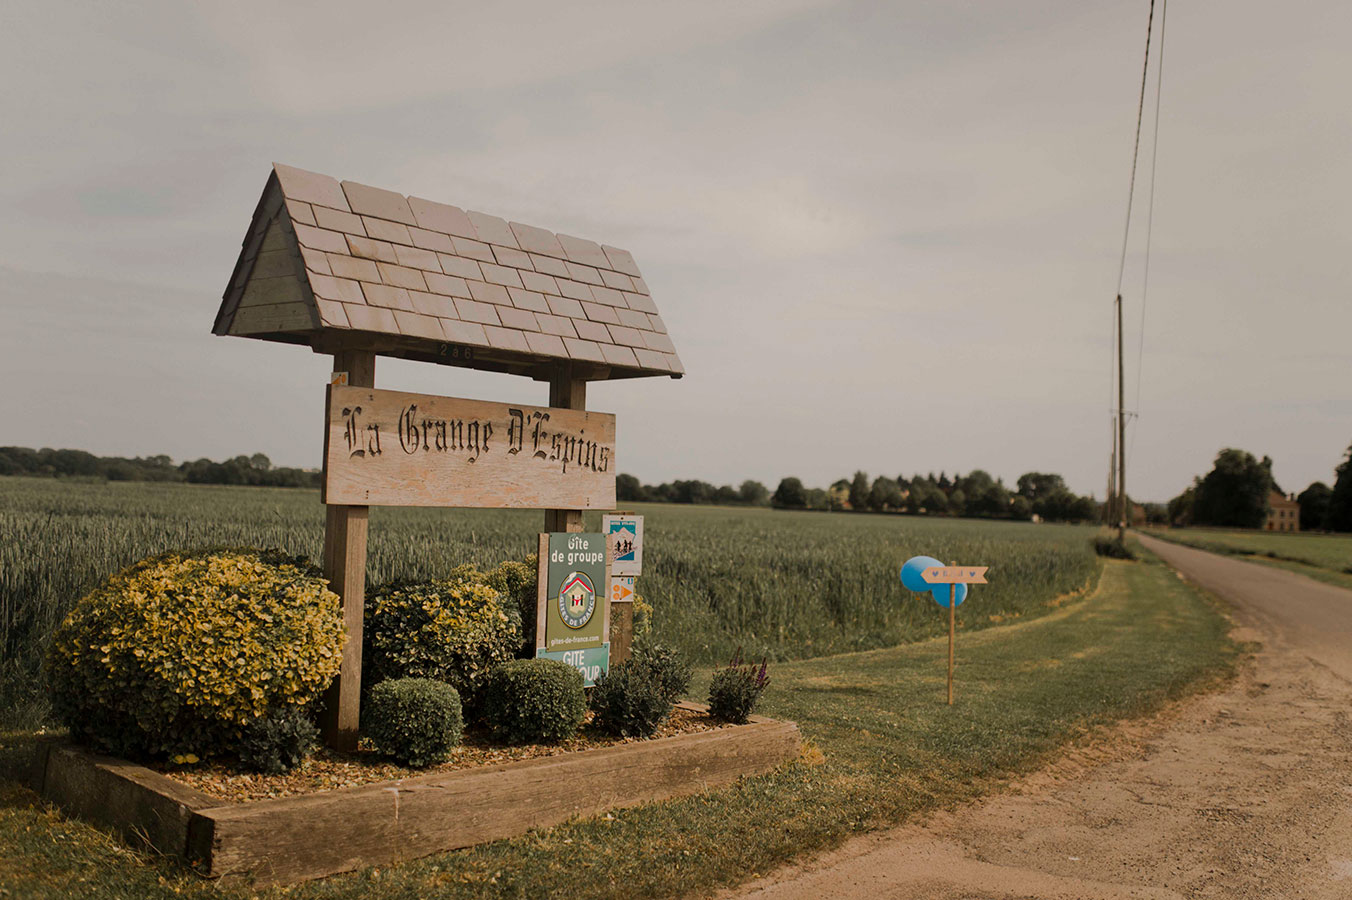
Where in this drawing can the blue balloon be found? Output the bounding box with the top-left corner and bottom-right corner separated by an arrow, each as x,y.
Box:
900,555 -> 942,592
900,555 -> 967,607
933,582 -> 967,608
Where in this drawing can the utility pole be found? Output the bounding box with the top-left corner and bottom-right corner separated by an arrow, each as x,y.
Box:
1107,425 -> 1117,526
1116,293 -> 1127,542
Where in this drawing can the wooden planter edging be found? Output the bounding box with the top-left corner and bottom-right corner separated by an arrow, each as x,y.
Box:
33,704 -> 800,885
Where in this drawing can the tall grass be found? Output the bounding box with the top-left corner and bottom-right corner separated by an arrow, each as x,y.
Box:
0,477 -> 1099,728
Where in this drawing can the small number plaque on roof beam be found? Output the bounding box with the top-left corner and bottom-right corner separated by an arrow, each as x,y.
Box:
323,385 -> 615,508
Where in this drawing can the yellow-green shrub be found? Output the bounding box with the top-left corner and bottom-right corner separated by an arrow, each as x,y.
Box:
609,593 -> 654,652
484,556 -> 538,654
364,569 -> 521,699
45,548 -> 344,758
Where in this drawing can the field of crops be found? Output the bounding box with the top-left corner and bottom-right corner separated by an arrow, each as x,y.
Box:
0,477 -> 1100,728
1147,527 -> 1352,573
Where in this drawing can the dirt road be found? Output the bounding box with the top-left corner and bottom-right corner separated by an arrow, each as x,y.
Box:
725,534 -> 1352,899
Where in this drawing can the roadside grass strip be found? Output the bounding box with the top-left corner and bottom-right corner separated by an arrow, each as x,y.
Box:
0,555 -> 1237,900
1147,528 -> 1352,591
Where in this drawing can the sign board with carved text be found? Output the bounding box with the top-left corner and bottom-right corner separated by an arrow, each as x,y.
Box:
323,385 -> 616,508
921,566 -> 988,584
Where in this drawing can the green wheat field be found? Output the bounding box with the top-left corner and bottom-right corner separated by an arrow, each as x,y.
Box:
0,477 -> 1100,729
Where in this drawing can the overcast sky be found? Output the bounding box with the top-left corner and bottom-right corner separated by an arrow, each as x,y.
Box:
1,1 -> 1347,502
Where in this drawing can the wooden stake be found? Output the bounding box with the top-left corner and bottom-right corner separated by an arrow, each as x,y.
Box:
320,349 -> 374,751
612,603 -> 634,665
947,583 -> 956,705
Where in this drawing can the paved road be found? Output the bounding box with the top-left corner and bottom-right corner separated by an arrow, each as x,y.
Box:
1140,534 -> 1352,680
723,535 -> 1352,900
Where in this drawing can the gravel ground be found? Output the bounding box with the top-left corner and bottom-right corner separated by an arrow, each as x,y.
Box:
157,707 -> 724,803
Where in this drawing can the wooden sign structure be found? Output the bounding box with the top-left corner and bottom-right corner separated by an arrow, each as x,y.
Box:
921,566 -> 988,705
213,164 -> 684,749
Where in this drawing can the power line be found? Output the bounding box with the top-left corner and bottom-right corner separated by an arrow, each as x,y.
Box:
1130,0 -> 1167,463
1115,0 -> 1158,296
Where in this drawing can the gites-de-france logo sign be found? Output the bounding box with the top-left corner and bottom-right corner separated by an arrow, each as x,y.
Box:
557,572 -> 597,629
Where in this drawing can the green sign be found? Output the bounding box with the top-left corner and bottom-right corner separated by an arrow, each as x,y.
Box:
537,646 -> 609,687
537,532 -> 609,685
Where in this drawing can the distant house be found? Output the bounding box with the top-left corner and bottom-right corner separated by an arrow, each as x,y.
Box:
1264,490 -> 1300,532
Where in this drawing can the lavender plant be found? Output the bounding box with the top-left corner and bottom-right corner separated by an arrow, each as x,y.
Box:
707,648 -> 770,724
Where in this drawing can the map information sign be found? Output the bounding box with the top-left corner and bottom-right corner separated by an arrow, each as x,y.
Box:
602,514 -> 643,576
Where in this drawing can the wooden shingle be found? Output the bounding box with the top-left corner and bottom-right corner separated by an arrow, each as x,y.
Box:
213,164 -> 681,380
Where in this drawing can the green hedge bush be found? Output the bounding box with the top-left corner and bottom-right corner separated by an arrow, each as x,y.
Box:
589,663 -> 667,738
364,678 -> 463,767
590,644 -> 692,738
707,650 -> 771,724
45,548 -> 344,759
364,570 -> 521,700
236,705 -> 319,774
633,643 -> 692,704
478,659 -> 585,744
1092,535 -> 1136,559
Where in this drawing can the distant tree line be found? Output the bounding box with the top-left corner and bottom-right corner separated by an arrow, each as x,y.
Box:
0,447 -> 320,488
1168,442 -> 1352,532
615,474 -> 771,506
617,469 -> 1102,523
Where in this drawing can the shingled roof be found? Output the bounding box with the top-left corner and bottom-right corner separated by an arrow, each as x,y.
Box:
213,164 -> 681,380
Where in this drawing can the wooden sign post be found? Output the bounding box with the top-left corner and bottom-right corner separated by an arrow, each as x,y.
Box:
919,565 -> 989,706
546,366 -> 587,535
602,513 -> 643,664
319,350 -> 374,750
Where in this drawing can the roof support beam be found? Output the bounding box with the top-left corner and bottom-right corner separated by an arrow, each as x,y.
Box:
544,364 -> 586,534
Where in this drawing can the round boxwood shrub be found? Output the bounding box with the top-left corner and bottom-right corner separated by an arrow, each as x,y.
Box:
45,548 -> 345,759
364,678 -> 463,767
364,570 -> 521,700
478,659 -> 585,744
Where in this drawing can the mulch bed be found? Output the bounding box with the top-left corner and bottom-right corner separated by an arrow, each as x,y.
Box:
152,707 -> 727,803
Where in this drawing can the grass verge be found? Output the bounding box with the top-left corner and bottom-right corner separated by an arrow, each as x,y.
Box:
1145,528 -> 1352,591
0,554 -> 1237,900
